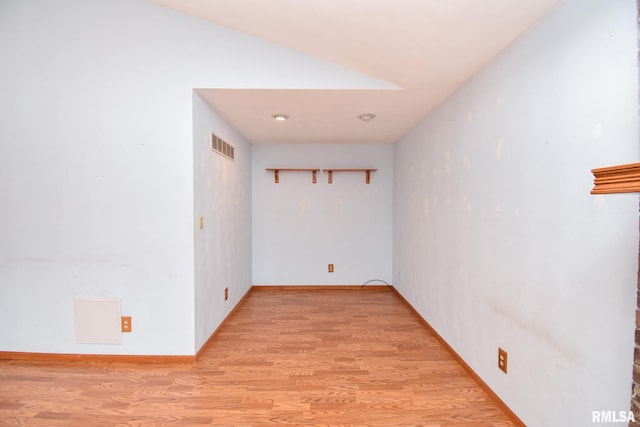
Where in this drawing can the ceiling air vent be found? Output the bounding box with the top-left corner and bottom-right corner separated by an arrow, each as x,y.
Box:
211,132 -> 235,160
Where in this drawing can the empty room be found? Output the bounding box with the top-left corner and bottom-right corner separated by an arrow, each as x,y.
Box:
1,0 -> 639,426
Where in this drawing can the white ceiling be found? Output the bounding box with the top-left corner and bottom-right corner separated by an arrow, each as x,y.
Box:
147,0 -> 562,144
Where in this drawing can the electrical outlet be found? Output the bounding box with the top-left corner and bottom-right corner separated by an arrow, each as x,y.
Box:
224,288 -> 228,301
328,264 -> 334,273
121,316 -> 132,333
199,217 -> 204,229
498,347 -> 508,374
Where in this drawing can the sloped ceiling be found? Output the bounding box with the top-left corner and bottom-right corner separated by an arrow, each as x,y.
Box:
147,0 -> 562,144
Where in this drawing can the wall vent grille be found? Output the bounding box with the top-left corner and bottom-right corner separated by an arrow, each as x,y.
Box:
211,132 -> 234,160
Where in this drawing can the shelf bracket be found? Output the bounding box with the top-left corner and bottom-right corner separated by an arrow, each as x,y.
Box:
266,168 -> 319,184
323,168 -> 378,184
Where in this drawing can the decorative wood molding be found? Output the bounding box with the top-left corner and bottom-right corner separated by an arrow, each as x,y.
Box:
323,168 -> 378,184
265,168 -> 319,184
591,162 -> 640,194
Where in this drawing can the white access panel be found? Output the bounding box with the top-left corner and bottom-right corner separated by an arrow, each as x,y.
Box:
74,297 -> 122,345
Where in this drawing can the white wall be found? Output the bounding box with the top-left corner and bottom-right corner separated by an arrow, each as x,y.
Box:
193,93 -> 251,351
0,0 -> 197,355
393,1 -> 639,425
253,144 -> 393,285
0,0 -> 394,355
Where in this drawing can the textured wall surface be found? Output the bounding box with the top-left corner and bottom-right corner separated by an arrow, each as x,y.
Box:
393,1 -> 639,425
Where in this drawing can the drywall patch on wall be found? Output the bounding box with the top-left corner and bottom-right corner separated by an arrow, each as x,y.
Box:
592,123 -> 603,140
444,150 -> 452,173
463,155 -> 471,170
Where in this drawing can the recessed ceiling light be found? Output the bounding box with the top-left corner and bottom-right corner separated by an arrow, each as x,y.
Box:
358,113 -> 376,122
272,114 -> 289,121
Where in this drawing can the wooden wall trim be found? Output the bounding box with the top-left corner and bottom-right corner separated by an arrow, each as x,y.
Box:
195,285 -> 254,360
591,162 -> 640,194
0,352 -> 195,364
389,286 -> 526,427
251,284 -> 388,291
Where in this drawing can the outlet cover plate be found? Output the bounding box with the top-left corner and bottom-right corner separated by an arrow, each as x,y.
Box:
498,347 -> 508,374
121,316 -> 132,333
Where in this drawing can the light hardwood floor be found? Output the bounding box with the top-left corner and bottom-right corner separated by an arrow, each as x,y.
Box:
0,287 -> 518,426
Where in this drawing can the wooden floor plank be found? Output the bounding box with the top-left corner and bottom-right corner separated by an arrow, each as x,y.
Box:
0,287 -> 518,426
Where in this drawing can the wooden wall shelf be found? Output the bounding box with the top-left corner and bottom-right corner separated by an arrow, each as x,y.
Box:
323,168 -> 378,184
266,168 -> 319,184
266,168 -> 378,184
591,162 -> 640,194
